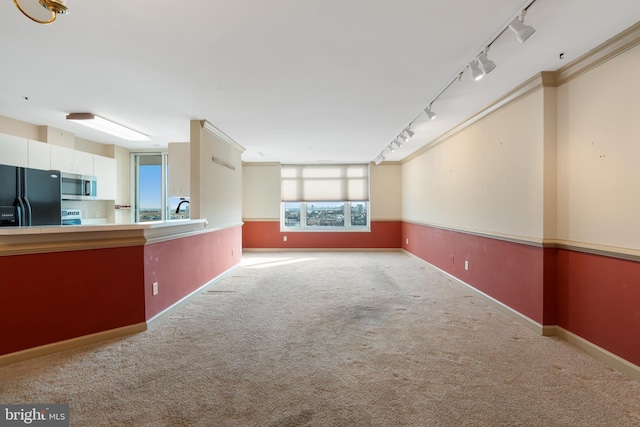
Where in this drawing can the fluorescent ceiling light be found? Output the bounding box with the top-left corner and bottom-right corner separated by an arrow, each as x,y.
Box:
66,113 -> 150,141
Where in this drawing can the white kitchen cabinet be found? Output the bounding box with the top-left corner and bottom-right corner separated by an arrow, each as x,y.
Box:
168,142 -> 190,197
28,139 -> 51,170
0,133 -> 29,167
50,145 -> 94,175
93,154 -> 117,200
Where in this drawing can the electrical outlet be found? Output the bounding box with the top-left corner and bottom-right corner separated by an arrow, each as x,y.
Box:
283,235 -> 287,242
406,238 -> 409,245
152,282 -> 158,296
465,260 -> 469,271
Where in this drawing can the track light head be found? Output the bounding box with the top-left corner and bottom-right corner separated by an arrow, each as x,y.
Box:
424,106 -> 436,121
468,59 -> 484,81
508,16 -> 535,43
395,137 -> 404,148
476,52 -> 496,75
400,131 -> 410,143
405,128 -> 415,139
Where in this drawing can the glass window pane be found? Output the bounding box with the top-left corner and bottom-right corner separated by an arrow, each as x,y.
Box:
138,155 -> 162,222
284,202 -> 301,227
306,202 -> 344,227
350,202 -> 367,226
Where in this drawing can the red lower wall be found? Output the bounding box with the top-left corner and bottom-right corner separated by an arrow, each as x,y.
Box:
242,220 -> 402,249
557,249 -> 640,366
402,222 -> 640,367
1,225 -> 242,357
144,226 -> 242,319
1,246 -> 146,356
402,222 -> 547,324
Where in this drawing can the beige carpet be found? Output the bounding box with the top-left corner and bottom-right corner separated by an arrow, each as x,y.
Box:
1,251 -> 639,426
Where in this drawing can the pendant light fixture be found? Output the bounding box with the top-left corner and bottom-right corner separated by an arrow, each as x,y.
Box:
14,0 -> 69,24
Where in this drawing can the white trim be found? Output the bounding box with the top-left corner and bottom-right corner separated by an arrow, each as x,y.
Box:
403,250 -> 640,381
556,327 -> 640,382
200,120 -> 246,153
243,248 -> 402,253
0,263 -> 241,366
146,263 -> 240,324
0,323 -> 147,367
402,250 -> 547,335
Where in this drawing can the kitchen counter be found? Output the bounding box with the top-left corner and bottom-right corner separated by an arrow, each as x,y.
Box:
0,219 -> 213,256
0,218 -> 243,365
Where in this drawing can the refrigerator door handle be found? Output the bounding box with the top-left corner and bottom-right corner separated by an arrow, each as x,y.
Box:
15,198 -> 26,226
21,196 -> 32,226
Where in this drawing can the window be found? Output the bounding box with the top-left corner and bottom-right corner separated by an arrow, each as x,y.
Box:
134,153 -> 167,222
281,164 -> 370,231
133,152 -> 191,223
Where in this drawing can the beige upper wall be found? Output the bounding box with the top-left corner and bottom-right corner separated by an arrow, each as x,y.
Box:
0,115 -> 38,140
0,116 -> 113,158
242,163 -> 281,220
370,164 -> 402,220
242,162 -> 402,221
403,90 -> 546,241
557,43 -> 640,250
190,120 -> 243,228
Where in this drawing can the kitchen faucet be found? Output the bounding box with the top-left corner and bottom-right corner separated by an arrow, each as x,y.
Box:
175,200 -> 190,214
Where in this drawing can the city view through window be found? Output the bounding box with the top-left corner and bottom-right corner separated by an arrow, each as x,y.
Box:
284,202 -> 368,229
136,156 -> 188,222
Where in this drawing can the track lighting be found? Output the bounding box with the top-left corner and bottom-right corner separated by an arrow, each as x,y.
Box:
424,106 -> 436,121
372,0 -> 539,165
508,14 -> 536,43
468,59 -> 484,81
476,52 -> 496,75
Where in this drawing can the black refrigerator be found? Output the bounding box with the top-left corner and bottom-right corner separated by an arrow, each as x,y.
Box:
0,164 -> 62,226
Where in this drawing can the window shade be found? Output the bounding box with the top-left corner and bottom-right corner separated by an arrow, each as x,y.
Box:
281,164 -> 369,201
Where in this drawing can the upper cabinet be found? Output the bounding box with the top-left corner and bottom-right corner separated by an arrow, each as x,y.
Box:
168,142 -> 190,197
0,133 -> 28,167
1,132 -> 117,200
93,154 -> 116,200
50,145 -> 94,175
28,139 -> 51,170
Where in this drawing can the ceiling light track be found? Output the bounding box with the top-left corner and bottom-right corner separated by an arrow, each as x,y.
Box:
373,0 -> 538,165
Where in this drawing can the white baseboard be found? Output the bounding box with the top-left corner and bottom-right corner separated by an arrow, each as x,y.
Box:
556,327 -> 640,381
402,250 -> 547,335
146,263 -> 240,325
0,323 -> 147,367
1,264 -> 241,367
402,250 -> 640,381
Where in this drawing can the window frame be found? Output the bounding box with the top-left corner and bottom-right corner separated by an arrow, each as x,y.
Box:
280,201 -> 370,232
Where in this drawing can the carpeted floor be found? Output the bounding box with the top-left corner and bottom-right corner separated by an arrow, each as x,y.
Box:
1,251 -> 639,426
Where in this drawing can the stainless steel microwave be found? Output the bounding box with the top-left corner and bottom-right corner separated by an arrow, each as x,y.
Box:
61,172 -> 97,200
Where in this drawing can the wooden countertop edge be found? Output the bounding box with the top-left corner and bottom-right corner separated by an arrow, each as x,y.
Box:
0,221 -> 243,256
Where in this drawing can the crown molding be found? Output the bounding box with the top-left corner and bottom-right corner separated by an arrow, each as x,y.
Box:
555,21 -> 640,85
200,120 -> 246,153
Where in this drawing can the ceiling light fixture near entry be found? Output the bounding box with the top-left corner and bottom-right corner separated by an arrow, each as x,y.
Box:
14,0 -> 69,24
66,113 -> 150,141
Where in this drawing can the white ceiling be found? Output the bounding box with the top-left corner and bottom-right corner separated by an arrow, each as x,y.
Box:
1,1 -> 639,164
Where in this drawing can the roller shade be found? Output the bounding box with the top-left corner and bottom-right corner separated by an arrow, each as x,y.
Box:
281,164 -> 369,202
